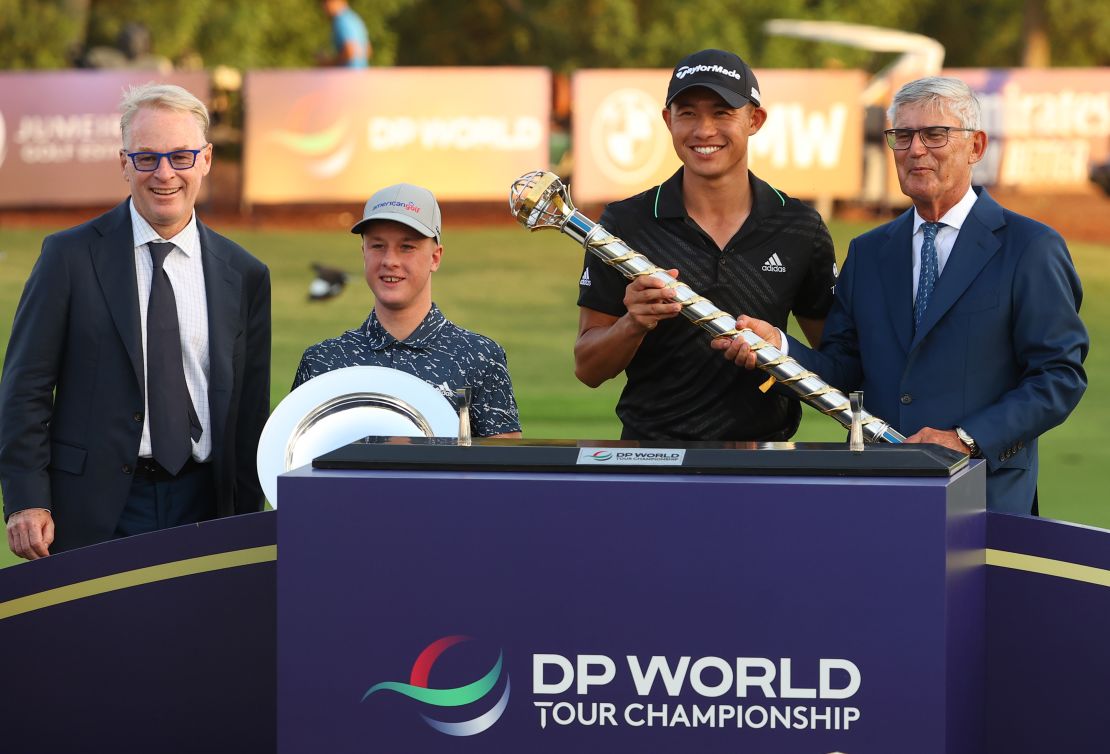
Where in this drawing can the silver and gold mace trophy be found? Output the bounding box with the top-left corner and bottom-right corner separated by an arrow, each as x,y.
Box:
508,170 -> 906,444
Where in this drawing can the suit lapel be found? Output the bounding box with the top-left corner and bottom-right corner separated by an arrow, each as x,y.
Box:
878,210 -> 915,354
911,189 -> 1003,348
90,201 -> 145,394
199,221 -> 242,440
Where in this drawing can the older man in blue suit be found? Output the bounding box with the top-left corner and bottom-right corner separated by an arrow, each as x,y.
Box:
0,83 -> 271,558
714,76 -> 1088,514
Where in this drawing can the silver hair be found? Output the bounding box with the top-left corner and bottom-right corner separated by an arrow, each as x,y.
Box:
887,77 -> 981,130
119,83 -> 209,146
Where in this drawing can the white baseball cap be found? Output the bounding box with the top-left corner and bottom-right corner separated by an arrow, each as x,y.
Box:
351,183 -> 442,243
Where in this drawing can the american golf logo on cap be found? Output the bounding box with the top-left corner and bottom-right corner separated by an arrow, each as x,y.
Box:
372,200 -> 423,214
361,635 -> 510,737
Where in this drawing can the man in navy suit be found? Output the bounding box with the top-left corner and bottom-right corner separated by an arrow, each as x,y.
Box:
713,76 -> 1088,514
0,83 -> 271,558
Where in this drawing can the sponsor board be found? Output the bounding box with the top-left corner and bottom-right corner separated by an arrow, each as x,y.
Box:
883,67 -> 1110,198
0,71 -> 209,206
243,68 -> 550,203
951,67 -> 1110,191
571,69 -> 865,203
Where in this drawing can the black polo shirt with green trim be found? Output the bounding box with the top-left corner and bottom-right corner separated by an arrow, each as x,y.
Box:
577,168 -> 836,441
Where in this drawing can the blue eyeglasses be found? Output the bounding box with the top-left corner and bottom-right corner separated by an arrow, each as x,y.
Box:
124,147 -> 206,171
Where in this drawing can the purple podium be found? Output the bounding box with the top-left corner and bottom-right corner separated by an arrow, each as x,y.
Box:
277,441 -> 985,754
0,512 -> 276,752
2,440 -> 1107,753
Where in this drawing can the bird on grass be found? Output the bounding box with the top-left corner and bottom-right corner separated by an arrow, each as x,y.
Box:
308,262 -> 350,301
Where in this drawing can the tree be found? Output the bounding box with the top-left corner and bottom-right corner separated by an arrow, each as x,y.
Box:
0,0 -> 87,68
1,0 -> 1107,71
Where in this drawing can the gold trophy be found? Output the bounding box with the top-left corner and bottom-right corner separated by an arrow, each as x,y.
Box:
509,170 -> 905,444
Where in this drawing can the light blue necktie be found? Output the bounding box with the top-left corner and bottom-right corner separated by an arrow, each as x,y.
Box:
914,222 -> 943,331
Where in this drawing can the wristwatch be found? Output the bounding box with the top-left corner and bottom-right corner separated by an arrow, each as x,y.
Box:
954,426 -> 979,457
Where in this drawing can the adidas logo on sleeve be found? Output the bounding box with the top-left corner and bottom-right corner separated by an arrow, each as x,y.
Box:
761,253 -> 787,273
579,268 -> 592,286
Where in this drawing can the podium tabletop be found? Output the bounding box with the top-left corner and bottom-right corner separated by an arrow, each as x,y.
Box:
313,437 -> 968,478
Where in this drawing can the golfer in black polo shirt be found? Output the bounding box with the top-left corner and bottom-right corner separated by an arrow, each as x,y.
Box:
575,49 -> 837,441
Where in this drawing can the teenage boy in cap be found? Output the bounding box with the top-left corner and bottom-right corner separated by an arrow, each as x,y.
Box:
293,183 -> 522,438
574,49 -> 837,441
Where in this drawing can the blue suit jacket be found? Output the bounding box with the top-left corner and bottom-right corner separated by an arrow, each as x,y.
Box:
0,200 -> 271,551
786,188 -> 1087,513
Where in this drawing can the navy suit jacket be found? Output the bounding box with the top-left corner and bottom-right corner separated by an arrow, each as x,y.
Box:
0,200 -> 271,551
786,188 -> 1087,513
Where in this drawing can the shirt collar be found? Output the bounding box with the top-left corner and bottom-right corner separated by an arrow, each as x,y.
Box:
912,185 -> 978,235
363,303 -> 446,350
653,168 -> 688,219
652,167 -> 784,224
129,198 -> 201,258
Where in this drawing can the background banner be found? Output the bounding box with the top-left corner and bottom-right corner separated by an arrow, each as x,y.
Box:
0,71 -> 210,206
570,69 -> 865,204
243,67 -> 551,203
4,66 -> 1105,209
949,67 -> 1110,191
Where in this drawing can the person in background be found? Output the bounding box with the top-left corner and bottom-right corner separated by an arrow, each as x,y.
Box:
574,48 -> 837,442
320,0 -> 371,68
714,76 -> 1088,514
77,21 -> 173,73
293,183 -> 521,438
0,83 -> 271,558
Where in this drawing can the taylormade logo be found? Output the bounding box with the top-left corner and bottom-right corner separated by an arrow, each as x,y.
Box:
676,64 -> 742,81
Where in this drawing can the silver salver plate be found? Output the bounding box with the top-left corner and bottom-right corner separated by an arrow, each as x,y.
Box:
256,366 -> 458,506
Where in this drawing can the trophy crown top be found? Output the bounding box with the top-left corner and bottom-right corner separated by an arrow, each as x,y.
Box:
509,170 -> 575,232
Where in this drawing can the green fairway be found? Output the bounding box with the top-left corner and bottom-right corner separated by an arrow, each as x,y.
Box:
0,218 -> 1106,568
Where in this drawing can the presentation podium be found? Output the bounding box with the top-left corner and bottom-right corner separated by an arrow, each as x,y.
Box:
278,439 -> 983,754
3,439 -> 1108,753
0,511 -> 276,752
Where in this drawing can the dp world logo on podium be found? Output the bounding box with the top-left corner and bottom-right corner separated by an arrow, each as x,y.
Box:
583,450 -> 613,462
361,635 -> 511,737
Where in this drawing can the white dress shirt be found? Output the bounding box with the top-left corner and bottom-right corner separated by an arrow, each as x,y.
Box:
129,200 -> 212,462
776,185 -> 980,355
911,185 -> 978,303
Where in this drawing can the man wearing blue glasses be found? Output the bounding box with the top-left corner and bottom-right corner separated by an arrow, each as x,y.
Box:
0,83 -> 271,558
713,76 -> 1088,515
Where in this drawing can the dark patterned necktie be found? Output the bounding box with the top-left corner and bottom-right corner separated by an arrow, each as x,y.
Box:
146,242 -> 202,475
914,222 -> 943,331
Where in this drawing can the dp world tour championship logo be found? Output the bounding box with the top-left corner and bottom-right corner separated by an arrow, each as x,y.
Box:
361,635 -> 510,736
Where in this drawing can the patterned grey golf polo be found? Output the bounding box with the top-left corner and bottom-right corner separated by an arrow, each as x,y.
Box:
292,304 -> 521,437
